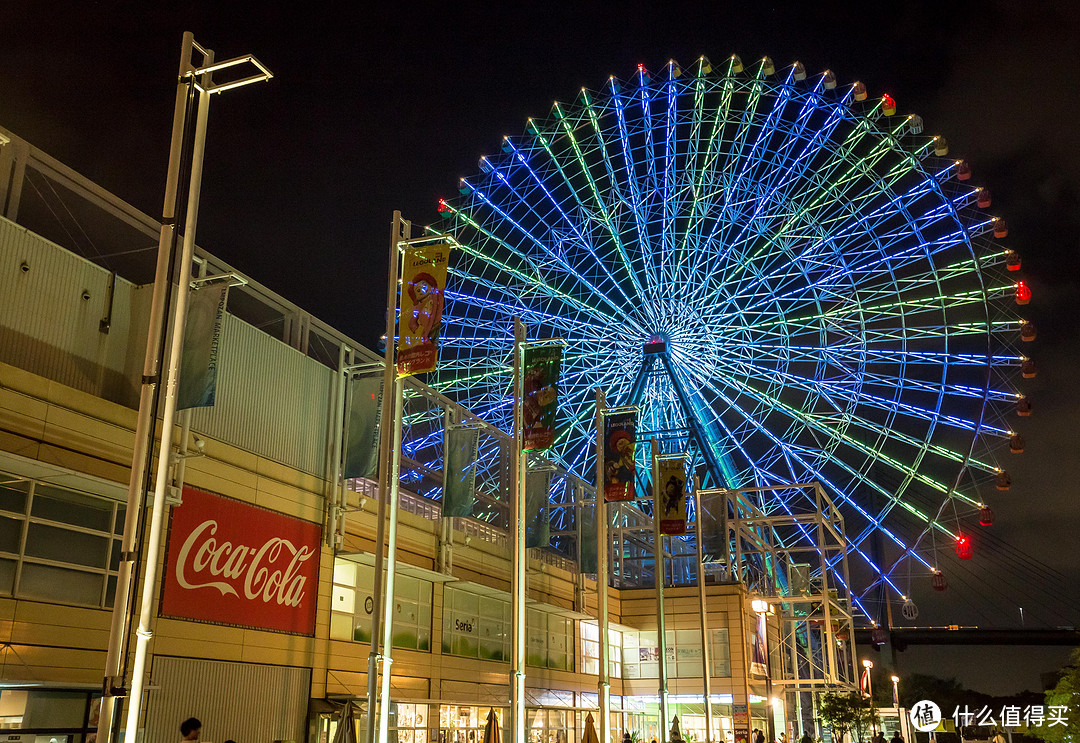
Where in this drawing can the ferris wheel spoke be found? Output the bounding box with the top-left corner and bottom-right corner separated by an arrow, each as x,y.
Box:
716,355 -> 1003,476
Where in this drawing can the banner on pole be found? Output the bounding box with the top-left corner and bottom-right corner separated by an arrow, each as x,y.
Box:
698,488 -> 729,563
397,243 -> 450,377
602,409 -> 637,502
443,425 -> 479,518
521,344 -> 562,451
525,458 -> 552,548
178,283 -> 229,410
656,456 -> 687,536
579,498 -> 597,574
750,611 -> 768,676
343,374 -> 383,480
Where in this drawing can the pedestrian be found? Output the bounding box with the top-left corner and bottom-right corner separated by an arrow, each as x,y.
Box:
990,732 -> 1004,743
801,732 -> 813,743
755,729 -> 766,743
891,732 -> 905,743
180,718 -> 201,743
780,734 -> 787,743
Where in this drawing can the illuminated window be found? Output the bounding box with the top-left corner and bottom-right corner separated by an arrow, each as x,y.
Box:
330,558 -> 432,650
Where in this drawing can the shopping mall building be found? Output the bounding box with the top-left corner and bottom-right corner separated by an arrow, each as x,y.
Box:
0,126 -> 859,743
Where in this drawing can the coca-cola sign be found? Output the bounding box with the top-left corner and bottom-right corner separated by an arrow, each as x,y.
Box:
161,486 -> 321,635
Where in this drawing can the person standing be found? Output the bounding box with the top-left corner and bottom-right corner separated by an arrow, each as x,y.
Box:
755,729 -> 766,743
800,732 -> 814,743
180,718 -> 202,743
892,732 -> 905,743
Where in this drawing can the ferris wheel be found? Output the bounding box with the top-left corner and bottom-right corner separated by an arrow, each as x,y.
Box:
429,56 -> 1029,614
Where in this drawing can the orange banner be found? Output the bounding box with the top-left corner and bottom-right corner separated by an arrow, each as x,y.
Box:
397,244 -> 450,377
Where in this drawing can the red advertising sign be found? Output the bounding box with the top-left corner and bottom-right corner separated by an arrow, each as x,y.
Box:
161,486 -> 322,635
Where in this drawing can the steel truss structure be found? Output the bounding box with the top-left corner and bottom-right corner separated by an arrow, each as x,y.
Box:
431,55 -> 1027,615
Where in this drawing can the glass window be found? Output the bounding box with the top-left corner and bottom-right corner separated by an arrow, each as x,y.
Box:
19,563 -> 103,605
0,481 -> 28,515
31,484 -> 112,531
0,515 -> 22,553
0,472 -> 121,609
0,559 -> 15,594
580,622 -> 621,677
710,627 -> 731,677
25,523 -> 109,567
330,558 -> 432,650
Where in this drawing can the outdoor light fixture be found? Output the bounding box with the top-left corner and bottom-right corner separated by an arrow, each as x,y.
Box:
862,659 -> 874,669
752,599 -> 769,614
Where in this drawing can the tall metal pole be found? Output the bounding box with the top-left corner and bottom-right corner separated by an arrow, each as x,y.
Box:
595,389 -> 611,743
327,342 -> 348,548
652,438 -> 669,743
124,45 -> 215,743
377,374 -> 406,743
694,478 -> 714,743
510,318 -> 527,743
96,32 -> 196,743
367,212 -> 408,743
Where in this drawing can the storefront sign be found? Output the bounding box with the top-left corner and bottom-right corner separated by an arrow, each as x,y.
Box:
162,486 -> 322,635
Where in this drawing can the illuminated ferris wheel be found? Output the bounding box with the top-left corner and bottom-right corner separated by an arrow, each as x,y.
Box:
430,55 -> 1030,614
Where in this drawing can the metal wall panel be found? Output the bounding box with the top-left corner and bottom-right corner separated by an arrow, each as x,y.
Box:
146,655 -> 311,743
189,313 -> 333,477
0,217 -> 139,407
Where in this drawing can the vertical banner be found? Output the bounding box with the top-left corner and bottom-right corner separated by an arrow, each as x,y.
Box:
698,488 -> 729,563
524,460 -> 552,548
397,243 -> 450,377
343,374 -> 383,479
579,498 -> 598,573
177,283 -> 229,410
443,426 -> 480,518
750,611 -> 768,676
521,344 -> 562,451
602,410 -> 637,502
656,457 -> 687,536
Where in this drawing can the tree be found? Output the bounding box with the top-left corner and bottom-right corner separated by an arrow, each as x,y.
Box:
820,692 -> 880,743
1027,649 -> 1080,743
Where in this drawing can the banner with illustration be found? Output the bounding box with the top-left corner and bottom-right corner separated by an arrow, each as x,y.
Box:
521,344 -> 562,451
525,458 -> 552,548
750,610 -> 768,676
602,409 -> 637,502
178,283 -> 229,410
656,456 -> 687,536
443,425 -> 479,518
343,374 -> 382,479
397,243 -> 450,377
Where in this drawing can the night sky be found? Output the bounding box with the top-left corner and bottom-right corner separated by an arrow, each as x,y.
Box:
2,1 -> 1078,694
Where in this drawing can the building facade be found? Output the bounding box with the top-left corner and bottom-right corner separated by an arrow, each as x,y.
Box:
0,125 -> 857,743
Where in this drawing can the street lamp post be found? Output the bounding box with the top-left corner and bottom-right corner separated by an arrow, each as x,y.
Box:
95,32 -> 270,743
890,675 -> 900,709
752,600 -> 776,743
